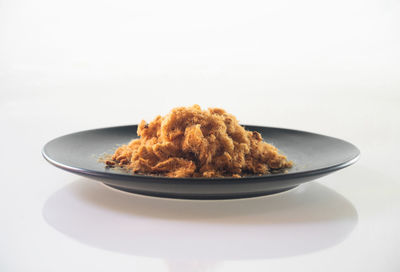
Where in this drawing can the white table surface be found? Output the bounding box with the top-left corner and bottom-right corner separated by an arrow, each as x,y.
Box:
1,0 -> 400,271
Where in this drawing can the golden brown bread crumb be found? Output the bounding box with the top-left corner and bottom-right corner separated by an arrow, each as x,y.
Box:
108,105 -> 292,177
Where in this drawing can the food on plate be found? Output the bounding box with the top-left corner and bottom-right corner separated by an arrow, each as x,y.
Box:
105,105 -> 292,177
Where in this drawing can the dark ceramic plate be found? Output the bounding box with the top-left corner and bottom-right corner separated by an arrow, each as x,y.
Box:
42,125 -> 360,199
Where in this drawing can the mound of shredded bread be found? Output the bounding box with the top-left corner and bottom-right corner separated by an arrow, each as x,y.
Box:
106,105 -> 292,177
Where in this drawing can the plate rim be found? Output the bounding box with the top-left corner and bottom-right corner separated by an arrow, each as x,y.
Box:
42,124 -> 360,184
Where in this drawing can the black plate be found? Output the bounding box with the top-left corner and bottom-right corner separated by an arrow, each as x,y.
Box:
42,125 -> 360,199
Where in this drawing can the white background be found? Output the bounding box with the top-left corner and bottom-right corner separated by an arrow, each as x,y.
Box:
1,0 -> 400,271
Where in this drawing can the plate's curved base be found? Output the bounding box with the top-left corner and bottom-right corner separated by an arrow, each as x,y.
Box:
102,183 -> 299,200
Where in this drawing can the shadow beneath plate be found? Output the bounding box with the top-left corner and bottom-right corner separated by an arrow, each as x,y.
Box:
43,179 -> 358,260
